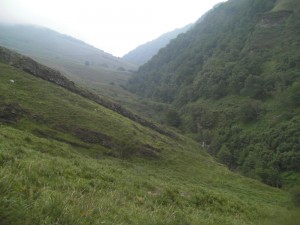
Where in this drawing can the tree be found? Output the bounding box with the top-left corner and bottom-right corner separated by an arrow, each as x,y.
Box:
165,110 -> 181,127
217,145 -> 234,169
287,82 -> 300,107
241,75 -> 265,99
239,100 -> 262,123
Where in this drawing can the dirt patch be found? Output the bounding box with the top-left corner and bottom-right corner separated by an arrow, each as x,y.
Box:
73,128 -> 113,148
0,103 -> 27,123
33,129 -> 88,148
136,144 -> 161,159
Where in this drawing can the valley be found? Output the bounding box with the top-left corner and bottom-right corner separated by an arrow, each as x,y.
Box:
0,0 -> 300,224
0,49 -> 297,225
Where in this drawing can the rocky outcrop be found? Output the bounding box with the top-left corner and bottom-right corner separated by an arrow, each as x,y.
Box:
0,47 -> 77,91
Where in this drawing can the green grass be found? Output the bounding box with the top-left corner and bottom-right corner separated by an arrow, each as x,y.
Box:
272,0 -> 300,12
0,62 -> 297,224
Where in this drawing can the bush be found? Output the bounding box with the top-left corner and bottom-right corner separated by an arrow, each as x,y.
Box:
165,110 -> 181,127
239,100 -> 263,123
241,75 -> 265,99
217,145 -> 234,169
291,186 -> 300,207
287,82 -> 300,107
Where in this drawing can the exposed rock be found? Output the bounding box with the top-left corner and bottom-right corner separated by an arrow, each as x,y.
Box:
73,128 -> 113,148
258,10 -> 292,28
0,103 -> 27,123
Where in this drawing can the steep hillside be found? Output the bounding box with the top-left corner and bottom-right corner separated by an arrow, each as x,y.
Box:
123,24 -> 192,65
126,0 -> 300,187
0,47 -> 297,224
0,24 -> 138,98
0,46 -> 175,138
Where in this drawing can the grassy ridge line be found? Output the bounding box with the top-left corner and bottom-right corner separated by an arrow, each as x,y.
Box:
0,46 -> 177,139
0,24 -> 138,105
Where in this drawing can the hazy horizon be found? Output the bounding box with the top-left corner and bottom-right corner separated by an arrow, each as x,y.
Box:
0,0 -> 226,57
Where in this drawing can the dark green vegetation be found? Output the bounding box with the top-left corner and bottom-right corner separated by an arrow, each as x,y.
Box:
0,24 -> 137,98
123,24 -> 192,65
0,47 -> 298,224
126,0 -> 300,188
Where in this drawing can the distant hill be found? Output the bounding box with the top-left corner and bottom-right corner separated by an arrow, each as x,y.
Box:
0,46 -> 295,225
126,0 -> 300,187
0,24 -> 138,97
122,24 -> 192,65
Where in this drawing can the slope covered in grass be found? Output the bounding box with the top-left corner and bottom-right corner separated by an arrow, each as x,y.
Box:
272,0 -> 300,12
0,24 -> 137,99
0,56 -> 297,224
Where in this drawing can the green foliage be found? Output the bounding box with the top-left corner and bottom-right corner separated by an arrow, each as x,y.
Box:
239,100 -> 263,123
287,82 -> 300,107
164,109 -> 181,127
126,0 -> 300,187
291,186 -> 300,207
241,75 -> 265,99
217,145 -> 234,169
272,0 -> 300,12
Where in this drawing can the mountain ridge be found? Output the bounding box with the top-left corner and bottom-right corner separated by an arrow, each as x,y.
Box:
123,24 -> 193,65
0,24 -> 131,68
0,24 -> 138,99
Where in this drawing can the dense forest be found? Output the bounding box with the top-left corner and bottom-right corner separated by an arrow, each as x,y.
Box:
126,0 -> 300,187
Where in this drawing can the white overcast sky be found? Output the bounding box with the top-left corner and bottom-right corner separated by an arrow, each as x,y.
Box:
0,0 -> 225,57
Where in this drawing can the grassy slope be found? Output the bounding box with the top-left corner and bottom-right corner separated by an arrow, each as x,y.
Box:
0,63 -> 297,224
0,25 -> 137,99
0,25 -> 161,122
272,0 -> 300,12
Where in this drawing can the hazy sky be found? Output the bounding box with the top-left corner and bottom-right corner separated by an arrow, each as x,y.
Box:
1,0 -> 225,57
